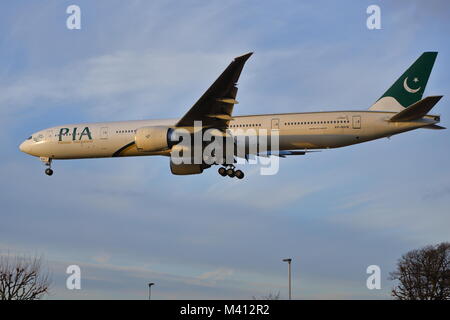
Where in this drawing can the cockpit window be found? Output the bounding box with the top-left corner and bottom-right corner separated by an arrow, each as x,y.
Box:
33,133 -> 44,142
27,136 -> 32,140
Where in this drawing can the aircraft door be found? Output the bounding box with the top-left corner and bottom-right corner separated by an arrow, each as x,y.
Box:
352,116 -> 361,129
271,118 -> 280,130
100,127 -> 109,139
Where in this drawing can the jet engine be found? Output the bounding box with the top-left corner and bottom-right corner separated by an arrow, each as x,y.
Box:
169,144 -> 211,175
135,126 -> 172,152
169,161 -> 204,175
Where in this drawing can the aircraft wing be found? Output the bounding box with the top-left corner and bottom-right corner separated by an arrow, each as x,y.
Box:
175,52 -> 253,129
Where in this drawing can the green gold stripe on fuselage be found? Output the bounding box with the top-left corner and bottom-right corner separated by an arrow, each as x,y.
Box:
112,141 -> 136,157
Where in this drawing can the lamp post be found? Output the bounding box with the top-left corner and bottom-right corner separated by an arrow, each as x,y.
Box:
148,282 -> 155,300
282,258 -> 292,300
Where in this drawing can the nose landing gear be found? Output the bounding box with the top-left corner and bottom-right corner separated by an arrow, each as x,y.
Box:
40,157 -> 54,176
218,165 -> 244,179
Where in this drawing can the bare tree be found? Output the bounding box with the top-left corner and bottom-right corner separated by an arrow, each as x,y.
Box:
0,254 -> 51,300
390,242 -> 449,300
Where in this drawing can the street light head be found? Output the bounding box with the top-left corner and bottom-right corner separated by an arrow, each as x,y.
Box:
282,258 -> 292,262
148,282 -> 155,287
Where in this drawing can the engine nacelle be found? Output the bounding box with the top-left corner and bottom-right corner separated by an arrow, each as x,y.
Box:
135,126 -> 171,152
170,161 -> 204,175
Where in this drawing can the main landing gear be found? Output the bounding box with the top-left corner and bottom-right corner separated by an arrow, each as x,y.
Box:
218,165 -> 244,179
40,157 -> 53,176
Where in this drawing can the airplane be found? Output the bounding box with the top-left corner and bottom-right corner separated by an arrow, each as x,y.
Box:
19,52 -> 443,179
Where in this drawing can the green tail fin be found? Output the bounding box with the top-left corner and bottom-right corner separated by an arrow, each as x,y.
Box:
369,52 -> 438,111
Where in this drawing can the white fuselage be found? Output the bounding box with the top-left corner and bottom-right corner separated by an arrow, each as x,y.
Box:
19,111 -> 438,160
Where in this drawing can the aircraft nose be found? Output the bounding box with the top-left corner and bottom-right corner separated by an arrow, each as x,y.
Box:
19,141 -> 29,153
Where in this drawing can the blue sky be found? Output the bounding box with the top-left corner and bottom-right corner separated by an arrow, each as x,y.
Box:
0,0 -> 449,299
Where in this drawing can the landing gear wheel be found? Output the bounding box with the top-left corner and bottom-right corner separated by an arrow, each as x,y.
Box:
41,157 -> 54,176
226,168 -> 235,178
234,170 -> 244,179
218,167 -> 227,176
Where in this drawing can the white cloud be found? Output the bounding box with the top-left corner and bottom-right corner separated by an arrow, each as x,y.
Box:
197,268 -> 234,283
0,51 -> 237,122
329,183 -> 450,245
206,166 -> 329,210
92,252 -> 112,264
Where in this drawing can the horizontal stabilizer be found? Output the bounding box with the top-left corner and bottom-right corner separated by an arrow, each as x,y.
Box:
389,96 -> 443,122
422,124 -> 446,130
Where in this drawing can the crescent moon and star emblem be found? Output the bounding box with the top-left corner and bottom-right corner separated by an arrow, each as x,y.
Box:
403,77 -> 421,93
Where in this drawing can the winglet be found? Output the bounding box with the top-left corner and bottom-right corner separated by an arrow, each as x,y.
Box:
389,95 -> 443,122
234,52 -> 253,62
